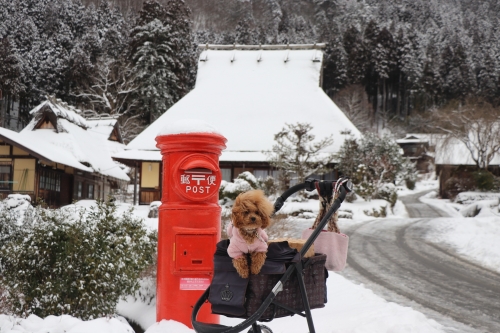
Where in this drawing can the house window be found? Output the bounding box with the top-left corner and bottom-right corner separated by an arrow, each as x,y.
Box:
221,168 -> 231,182
39,169 -> 61,192
77,182 -> 82,199
88,184 -> 94,199
253,170 -> 269,180
0,164 -> 12,190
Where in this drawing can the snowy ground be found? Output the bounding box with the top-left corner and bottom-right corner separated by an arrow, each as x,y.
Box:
1,179 -> 500,333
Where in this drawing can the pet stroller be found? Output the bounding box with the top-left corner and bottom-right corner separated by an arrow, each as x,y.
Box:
191,178 -> 353,333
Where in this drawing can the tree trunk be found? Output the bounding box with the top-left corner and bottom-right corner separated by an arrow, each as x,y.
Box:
397,72 -> 402,118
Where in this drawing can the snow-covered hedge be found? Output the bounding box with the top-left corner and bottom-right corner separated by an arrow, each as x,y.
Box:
0,200 -> 157,320
219,171 -> 258,200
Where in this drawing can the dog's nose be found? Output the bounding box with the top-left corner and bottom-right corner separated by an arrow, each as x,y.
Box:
250,216 -> 256,222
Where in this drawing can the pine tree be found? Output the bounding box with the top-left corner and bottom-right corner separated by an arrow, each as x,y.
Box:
0,38 -> 23,96
266,123 -> 334,189
235,18 -> 254,45
129,0 -> 195,123
343,25 -> 367,85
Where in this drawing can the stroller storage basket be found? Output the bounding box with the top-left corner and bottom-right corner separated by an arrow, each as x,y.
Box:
244,254 -> 327,320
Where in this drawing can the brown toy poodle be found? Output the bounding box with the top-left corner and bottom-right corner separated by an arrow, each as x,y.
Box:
226,190 -> 274,278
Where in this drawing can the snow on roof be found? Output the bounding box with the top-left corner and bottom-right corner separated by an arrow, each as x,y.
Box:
28,97 -> 88,129
121,47 -> 361,163
86,118 -> 118,140
396,133 -> 435,144
0,126 -> 93,172
113,149 -> 161,162
5,99 -> 131,181
435,136 -> 500,166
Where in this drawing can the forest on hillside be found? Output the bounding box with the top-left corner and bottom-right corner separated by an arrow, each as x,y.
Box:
1,0 -> 500,140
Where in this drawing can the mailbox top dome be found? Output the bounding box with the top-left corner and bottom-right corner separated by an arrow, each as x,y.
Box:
158,118 -> 222,136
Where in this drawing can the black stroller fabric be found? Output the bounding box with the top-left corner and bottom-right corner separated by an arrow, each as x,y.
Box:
209,240 -> 328,320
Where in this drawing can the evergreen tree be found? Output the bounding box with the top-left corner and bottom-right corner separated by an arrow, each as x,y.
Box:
130,19 -> 177,122
235,18 -> 254,44
129,0 -> 195,123
343,25 -> 367,85
0,38 -> 23,96
266,122 -> 334,189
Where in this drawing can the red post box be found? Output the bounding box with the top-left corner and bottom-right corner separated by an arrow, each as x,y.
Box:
155,121 -> 227,328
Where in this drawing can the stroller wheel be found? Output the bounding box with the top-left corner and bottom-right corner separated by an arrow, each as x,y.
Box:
248,324 -> 273,333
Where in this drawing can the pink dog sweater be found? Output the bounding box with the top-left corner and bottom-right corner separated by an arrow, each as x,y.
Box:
227,223 -> 268,259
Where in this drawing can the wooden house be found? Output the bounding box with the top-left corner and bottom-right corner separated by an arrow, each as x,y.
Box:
0,96 -> 129,207
396,134 -> 435,173
434,135 -> 500,198
113,44 -> 361,205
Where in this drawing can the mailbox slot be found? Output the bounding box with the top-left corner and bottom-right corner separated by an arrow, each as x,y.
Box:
185,168 -> 213,175
173,227 -> 217,274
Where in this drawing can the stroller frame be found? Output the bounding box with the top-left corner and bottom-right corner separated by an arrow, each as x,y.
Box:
192,178 -> 353,333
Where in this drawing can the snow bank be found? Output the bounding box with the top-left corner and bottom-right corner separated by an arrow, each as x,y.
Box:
220,273 -> 445,333
0,314 -> 134,333
144,320 -> 193,333
423,217 -> 500,274
454,191 -> 500,205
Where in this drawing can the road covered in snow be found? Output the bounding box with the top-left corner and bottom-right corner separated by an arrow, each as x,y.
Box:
342,191 -> 500,333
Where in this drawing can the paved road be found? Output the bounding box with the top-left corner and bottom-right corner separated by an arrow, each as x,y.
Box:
340,191 -> 500,333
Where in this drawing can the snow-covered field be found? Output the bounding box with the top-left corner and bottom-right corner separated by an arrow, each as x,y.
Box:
1,179 -> 499,333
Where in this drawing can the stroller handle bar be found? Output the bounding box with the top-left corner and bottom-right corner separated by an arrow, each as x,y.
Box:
191,178 -> 352,333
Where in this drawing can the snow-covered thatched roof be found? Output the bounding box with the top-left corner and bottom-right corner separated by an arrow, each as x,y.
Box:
435,136 -> 500,166
114,44 -> 361,163
27,97 -> 89,130
0,98 -> 129,181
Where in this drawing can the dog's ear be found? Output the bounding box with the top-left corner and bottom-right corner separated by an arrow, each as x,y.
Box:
257,193 -> 274,229
231,195 -> 243,227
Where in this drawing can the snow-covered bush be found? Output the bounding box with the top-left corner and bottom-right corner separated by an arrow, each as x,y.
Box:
472,170 -> 496,191
363,205 -> 387,218
4,194 -> 32,210
257,176 -> 280,197
351,164 -> 376,200
337,134 -> 416,201
148,201 -> 161,218
377,183 -> 398,207
219,171 -> 258,200
0,200 -> 157,320
398,159 -> 418,190
444,171 -> 476,199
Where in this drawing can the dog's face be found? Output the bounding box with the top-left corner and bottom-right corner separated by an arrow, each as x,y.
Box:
232,190 -> 274,233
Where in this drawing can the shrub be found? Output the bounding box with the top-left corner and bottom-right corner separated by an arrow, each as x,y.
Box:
363,206 -> 387,218
399,159 -> 418,190
219,172 -> 258,200
444,175 -> 476,199
405,178 -> 416,190
0,200 -> 157,320
473,170 -> 495,191
258,176 -> 280,197
337,134 -> 415,200
376,183 -> 398,207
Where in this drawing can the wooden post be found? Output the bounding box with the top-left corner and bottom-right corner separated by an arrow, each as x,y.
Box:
134,161 -> 138,205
